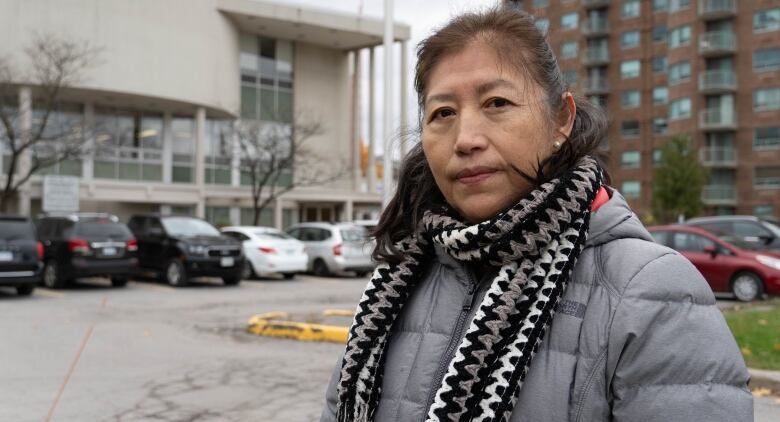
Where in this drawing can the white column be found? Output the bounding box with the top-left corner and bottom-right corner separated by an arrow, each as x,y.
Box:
159,204 -> 172,215
231,121 -> 241,186
83,102 -> 95,180
400,39 -> 409,158
368,47 -> 377,193
195,107 -> 206,218
17,87 -> 32,216
351,50 -> 363,191
382,1 -> 395,207
274,198 -> 283,229
344,199 -> 354,223
162,112 -> 173,183
229,206 -> 240,226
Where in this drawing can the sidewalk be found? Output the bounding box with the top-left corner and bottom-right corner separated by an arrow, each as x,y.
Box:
750,368 -> 780,394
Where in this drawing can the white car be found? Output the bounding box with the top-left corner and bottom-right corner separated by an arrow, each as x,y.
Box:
220,226 -> 308,279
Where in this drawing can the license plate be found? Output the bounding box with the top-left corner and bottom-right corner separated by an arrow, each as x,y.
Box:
220,257 -> 234,267
103,247 -> 117,256
0,251 -> 12,262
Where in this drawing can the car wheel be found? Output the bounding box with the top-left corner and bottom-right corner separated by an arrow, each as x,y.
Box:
731,272 -> 763,302
43,261 -> 65,289
282,273 -> 296,280
312,259 -> 330,277
111,277 -> 128,288
165,259 -> 189,287
16,284 -> 35,296
242,262 -> 255,280
222,277 -> 241,286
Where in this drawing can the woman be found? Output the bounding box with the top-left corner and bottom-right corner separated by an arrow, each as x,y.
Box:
322,5 -> 751,422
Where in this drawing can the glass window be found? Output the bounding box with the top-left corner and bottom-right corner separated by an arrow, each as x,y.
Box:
754,48 -> 780,72
651,231 -> 671,247
754,8 -> 780,32
653,87 -> 669,105
621,120 -> 640,138
622,0 -> 640,18
561,13 -> 578,30
240,207 -> 274,227
562,70 -> 578,86
620,60 -> 641,78
754,127 -> 780,150
734,222 -> 772,238
621,151 -> 641,169
171,117 -> 194,183
755,167 -> 780,188
621,90 -> 641,108
93,108 -> 163,181
30,103 -> 84,177
622,180 -> 641,198
205,119 -> 233,185
669,61 -> 691,84
534,18 -> 549,33
652,149 -> 663,165
621,31 -> 640,48
669,97 -> 692,120
532,0 -> 548,7
561,41 -> 578,59
670,0 -> 691,11
669,25 -> 692,48
673,232 -> 714,253
652,25 -> 667,43
754,88 -> 780,112
653,117 -> 668,134
754,205 -> 774,218
240,35 -> 294,123
653,0 -> 668,12
652,56 -> 668,73
205,207 -> 231,228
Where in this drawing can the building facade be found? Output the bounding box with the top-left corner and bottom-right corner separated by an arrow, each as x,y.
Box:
0,0 -> 410,227
517,0 -> 780,220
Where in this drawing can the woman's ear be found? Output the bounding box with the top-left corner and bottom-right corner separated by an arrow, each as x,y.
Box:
556,92 -> 577,141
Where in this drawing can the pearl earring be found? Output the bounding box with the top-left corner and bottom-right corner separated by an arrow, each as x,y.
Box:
553,140 -> 562,149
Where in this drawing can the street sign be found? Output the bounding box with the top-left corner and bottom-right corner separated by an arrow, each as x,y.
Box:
42,175 -> 80,212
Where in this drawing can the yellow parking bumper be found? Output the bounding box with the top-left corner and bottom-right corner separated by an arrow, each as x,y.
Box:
247,310 -> 352,343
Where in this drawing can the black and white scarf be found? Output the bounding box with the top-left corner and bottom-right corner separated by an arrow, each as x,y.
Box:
337,156 -> 603,422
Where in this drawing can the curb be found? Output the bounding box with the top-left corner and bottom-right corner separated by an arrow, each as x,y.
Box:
247,311 -> 352,343
750,368 -> 780,396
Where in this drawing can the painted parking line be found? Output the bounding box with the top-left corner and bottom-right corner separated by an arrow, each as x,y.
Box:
35,288 -> 65,298
128,281 -> 176,293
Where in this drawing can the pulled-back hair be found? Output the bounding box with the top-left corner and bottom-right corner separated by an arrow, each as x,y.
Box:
373,4 -> 610,263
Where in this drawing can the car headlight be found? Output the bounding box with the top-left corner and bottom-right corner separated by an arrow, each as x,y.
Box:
187,244 -> 207,256
756,254 -> 780,270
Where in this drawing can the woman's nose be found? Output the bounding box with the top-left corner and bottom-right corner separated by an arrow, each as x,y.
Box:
453,113 -> 488,155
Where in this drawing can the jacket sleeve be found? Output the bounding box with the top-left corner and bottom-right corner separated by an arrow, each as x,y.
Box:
319,353 -> 342,422
606,252 -> 753,421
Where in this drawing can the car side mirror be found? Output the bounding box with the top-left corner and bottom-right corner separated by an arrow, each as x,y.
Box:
760,235 -> 775,245
703,245 -> 718,257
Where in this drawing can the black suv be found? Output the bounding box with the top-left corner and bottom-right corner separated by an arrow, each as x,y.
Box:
0,216 -> 42,296
37,213 -> 138,288
685,216 -> 780,252
127,214 -> 244,287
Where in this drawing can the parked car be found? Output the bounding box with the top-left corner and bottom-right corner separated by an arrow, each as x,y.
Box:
685,215 -> 780,252
36,213 -> 138,288
648,225 -> 780,301
0,216 -> 43,296
127,214 -> 244,287
286,222 -> 374,276
220,226 -> 308,280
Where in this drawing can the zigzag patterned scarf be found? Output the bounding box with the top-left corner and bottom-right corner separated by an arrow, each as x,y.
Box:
337,156 -> 603,422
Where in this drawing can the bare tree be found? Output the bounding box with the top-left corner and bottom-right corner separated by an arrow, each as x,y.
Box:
237,115 -> 348,226
0,34 -> 100,213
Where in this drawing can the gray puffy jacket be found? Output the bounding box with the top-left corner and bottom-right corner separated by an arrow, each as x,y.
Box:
321,191 -> 753,421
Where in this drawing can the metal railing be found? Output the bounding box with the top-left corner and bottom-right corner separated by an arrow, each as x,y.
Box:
583,18 -> 609,36
699,0 -> 736,18
699,70 -> 737,92
699,147 -> 737,166
699,31 -> 737,56
583,0 -> 611,8
583,48 -> 609,65
584,78 -> 609,94
700,108 -> 737,130
702,185 -> 737,203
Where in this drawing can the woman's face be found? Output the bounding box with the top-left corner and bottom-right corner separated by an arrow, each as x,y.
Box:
421,41 -> 574,223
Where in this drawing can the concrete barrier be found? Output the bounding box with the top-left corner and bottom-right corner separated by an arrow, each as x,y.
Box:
247,310 -> 352,343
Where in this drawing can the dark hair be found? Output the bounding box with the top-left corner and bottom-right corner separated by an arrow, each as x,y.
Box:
372,4 -> 610,263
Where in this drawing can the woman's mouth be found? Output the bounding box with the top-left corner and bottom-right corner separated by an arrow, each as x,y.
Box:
456,167 -> 497,185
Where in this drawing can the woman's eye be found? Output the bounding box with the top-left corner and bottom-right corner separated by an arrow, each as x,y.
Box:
431,108 -> 454,121
487,98 -> 510,108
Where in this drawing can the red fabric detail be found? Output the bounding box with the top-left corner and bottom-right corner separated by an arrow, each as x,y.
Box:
590,186 -> 610,212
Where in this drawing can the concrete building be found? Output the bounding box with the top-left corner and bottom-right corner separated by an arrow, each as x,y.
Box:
517,0 -> 780,220
0,0 -> 410,227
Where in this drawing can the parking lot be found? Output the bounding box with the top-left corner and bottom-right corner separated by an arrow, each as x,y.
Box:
1,276 -> 778,422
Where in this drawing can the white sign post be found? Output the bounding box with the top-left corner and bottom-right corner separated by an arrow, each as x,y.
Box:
42,175 -> 80,213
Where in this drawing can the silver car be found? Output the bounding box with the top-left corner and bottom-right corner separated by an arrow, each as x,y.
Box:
286,222 -> 374,277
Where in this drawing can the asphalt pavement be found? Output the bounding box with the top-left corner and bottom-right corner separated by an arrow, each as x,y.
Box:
0,276 -> 777,422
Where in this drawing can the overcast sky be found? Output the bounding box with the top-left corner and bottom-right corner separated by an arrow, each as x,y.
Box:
281,0 -> 498,154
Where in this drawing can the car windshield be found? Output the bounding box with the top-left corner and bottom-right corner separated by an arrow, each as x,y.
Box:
763,221 -> 780,238
255,231 -> 293,240
0,220 -> 35,241
718,235 -> 759,251
340,226 -> 367,242
161,217 -> 220,237
74,221 -> 132,240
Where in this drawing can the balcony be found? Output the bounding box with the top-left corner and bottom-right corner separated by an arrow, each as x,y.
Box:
700,109 -> 737,131
698,70 -> 737,93
702,185 -> 737,205
583,0 -> 611,8
584,77 -> 609,95
582,18 -> 609,37
583,48 -> 609,66
699,31 -> 736,57
699,147 -> 737,167
699,0 -> 736,20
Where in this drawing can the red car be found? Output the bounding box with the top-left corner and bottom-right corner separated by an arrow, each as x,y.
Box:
648,225 -> 780,302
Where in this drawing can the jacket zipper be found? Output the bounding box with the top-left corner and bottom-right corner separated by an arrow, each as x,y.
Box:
423,271 -> 480,420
